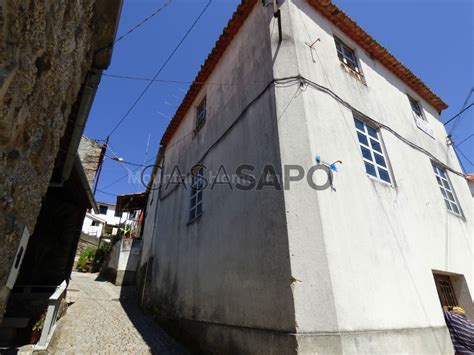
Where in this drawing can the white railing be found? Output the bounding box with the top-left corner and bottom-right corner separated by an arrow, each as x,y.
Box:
33,280 -> 68,350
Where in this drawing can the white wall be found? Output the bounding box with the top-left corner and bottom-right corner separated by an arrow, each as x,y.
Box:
81,214 -> 104,237
141,3 -> 296,335
273,0 -> 473,344
141,0 -> 472,352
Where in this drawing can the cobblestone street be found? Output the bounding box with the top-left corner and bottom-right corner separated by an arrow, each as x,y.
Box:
48,272 -> 187,354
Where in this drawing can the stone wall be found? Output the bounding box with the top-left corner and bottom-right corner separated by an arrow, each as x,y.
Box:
78,136 -> 103,187
0,0 -> 97,319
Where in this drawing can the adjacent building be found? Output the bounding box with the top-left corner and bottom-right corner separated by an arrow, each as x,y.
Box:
81,202 -> 135,237
139,0 -> 473,353
0,0 -> 122,334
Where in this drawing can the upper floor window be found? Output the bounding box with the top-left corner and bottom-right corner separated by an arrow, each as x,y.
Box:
189,166 -> 204,222
195,97 -> 206,131
354,115 -> 392,184
99,205 -> 108,215
114,209 -> 122,218
432,163 -> 462,215
335,37 -> 361,74
408,95 -> 424,120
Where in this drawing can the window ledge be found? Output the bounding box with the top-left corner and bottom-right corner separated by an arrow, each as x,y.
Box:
414,115 -> 435,138
366,174 -> 394,187
340,62 -> 366,85
187,213 -> 202,226
447,210 -> 465,220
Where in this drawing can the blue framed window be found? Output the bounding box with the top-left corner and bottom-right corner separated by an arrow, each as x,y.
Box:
354,115 -> 392,183
432,163 -> 462,215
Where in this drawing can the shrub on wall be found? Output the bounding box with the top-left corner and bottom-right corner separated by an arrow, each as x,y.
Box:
76,243 -> 112,273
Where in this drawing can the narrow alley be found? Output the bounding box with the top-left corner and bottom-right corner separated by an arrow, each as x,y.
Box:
47,272 -> 186,354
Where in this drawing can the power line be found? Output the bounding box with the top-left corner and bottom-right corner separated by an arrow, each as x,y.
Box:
96,0 -> 173,54
107,0 -> 213,138
101,73 -> 265,86
105,154 -> 145,167
445,103 -> 473,126
97,189 -> 120,197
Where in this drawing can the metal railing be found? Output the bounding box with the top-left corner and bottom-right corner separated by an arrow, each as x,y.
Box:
33,280 -> 67,350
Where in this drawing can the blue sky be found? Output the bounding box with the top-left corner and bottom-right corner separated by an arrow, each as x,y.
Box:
86,0 -> 473,203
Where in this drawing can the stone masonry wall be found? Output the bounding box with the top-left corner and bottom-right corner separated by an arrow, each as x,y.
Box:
0,0 -> 97,318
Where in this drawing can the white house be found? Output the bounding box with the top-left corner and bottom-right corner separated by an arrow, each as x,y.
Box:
81,212 -> 106,237
81,202 -> 128,237
139,1 -> 473,353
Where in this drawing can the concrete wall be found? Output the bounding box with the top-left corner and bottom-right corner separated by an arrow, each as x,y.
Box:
102,238 -> 142,286
274,0 -> 472,351
142,0 -> 472,353
141,4 -> 298,352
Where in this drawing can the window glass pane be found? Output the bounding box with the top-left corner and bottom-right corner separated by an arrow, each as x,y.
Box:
189,208 -> 196,220
197,190 -> 202,202
357,132 -> 368,146
379,169 -> 390,183
445,200 -> 452,211
354,118 -> 365,131
197,203 -> 202,216
446,191 -> 455,202
364,162 -> 376,177
361,147 -> 371,160
374,153 -> 386,167
370,139 -> 382,153
442,179 -> 450,189
366,126 -> 378,139
451,203 -> 460,214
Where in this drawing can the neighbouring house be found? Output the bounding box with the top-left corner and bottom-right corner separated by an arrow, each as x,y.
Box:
78,135 -> 104,188
0,0 -> 122,346
138,0 -> 473,353
81,212 -> 106,238
82,202 -> 131,237
101,192 -> 147,286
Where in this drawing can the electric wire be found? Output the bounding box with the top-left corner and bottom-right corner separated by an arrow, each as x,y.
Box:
100,74 -> 467,197
106,0 -> 213,138
95,0 -> 173,54
102,73 -> 267,86
445,103 -> 473,126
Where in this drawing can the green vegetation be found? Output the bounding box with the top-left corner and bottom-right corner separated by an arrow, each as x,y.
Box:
76,243 -> 112,273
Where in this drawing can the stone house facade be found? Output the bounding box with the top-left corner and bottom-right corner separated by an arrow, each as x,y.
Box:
0,0 -> 122,321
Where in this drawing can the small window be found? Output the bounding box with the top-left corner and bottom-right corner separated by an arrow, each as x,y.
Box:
354,115 -> 392,183
189,166 -> 204,222
114,209 -> 122,218
99,205 -> 108,215
433,274 -> 458,307
432,163 -> 462,215
408,95 -> 424,120
91,221 -> 98,226
195,97 -> 206,131
335,37 -> 361,74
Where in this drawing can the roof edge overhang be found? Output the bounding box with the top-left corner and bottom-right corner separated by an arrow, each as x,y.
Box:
160,0 -> 448,147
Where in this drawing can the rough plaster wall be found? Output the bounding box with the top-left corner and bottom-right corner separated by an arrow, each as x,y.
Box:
281,0 -> 473,343
145,4 -> 296,334
0,0 -> 96,317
